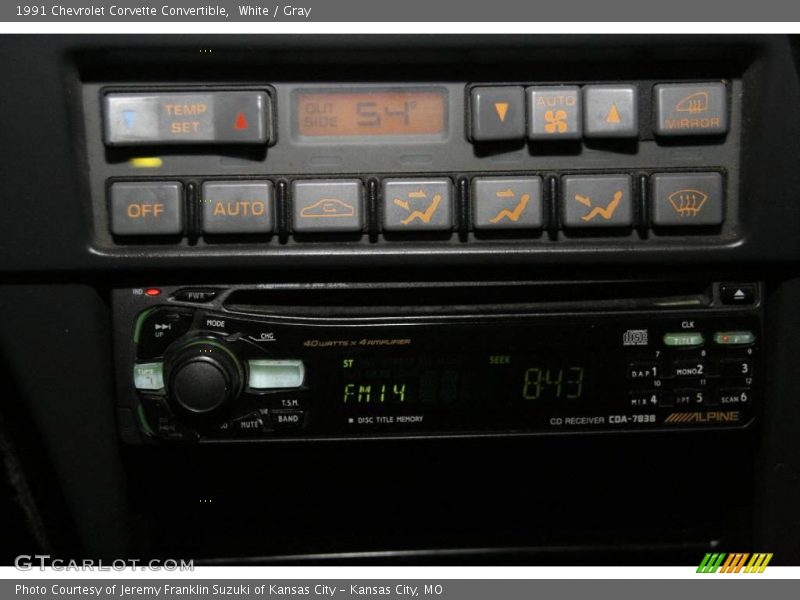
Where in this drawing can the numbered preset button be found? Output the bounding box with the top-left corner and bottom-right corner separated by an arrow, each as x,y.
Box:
718,358 -> 753,378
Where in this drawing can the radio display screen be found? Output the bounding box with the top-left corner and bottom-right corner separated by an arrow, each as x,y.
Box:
295,88 -> 447,138
339,354 -> 590,408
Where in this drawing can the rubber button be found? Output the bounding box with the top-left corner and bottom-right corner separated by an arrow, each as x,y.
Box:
110,182 -> 184,236
470,86 -> 526,142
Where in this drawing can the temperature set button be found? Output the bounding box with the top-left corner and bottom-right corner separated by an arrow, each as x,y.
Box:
104,91 -> 272,146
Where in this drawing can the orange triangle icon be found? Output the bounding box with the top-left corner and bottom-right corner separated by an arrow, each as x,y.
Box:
494,102 -> 509,122
606,104 -> 621,124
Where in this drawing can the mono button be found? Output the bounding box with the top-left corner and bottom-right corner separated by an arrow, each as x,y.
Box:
672,360 -> 706,378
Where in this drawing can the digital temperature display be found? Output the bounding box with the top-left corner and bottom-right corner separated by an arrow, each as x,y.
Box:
296,89 -> 447,138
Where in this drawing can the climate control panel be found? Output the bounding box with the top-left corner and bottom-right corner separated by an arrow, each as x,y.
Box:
84,78 -> 741,255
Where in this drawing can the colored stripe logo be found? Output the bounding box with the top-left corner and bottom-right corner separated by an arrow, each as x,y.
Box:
697,553 -> 773,573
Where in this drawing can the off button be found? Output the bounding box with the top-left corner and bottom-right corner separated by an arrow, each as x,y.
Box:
110,182 -> 184,236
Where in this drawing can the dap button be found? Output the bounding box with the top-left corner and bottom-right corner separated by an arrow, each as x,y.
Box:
109,182 -> 184,236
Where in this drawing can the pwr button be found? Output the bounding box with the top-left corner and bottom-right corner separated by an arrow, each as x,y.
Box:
110,182 -> 184,236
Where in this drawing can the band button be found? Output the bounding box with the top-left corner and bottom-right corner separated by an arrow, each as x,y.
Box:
271,410 -> 306,432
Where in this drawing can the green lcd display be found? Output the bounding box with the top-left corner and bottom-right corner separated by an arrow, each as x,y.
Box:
339,354 -> 590,407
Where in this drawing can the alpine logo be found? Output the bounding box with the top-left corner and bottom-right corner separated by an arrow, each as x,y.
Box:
664,411 -> 740,424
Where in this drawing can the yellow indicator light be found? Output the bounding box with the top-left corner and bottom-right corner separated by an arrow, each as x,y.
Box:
129,157 -> 163,169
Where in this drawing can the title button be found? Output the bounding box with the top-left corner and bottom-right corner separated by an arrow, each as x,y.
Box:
663,332 -> 705,348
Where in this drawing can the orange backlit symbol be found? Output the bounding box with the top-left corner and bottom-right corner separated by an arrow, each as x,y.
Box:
668,189 -> 708,217
606,104 -> 621,124
574,191 -> 623,222
393,189 -> 442,225
494,102 -> 509,122
675,92 -> 709,114
544,110 -> 568,133
489,189 -> 530,224
300,198 -> 356,219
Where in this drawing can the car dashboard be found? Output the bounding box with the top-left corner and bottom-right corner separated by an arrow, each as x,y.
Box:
0,34 -> 799,565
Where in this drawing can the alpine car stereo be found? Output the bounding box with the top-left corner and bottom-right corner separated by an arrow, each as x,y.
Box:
111,280 -> 761,444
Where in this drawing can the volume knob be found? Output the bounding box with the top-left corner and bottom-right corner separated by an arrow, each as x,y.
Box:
165,339 -> 243,417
